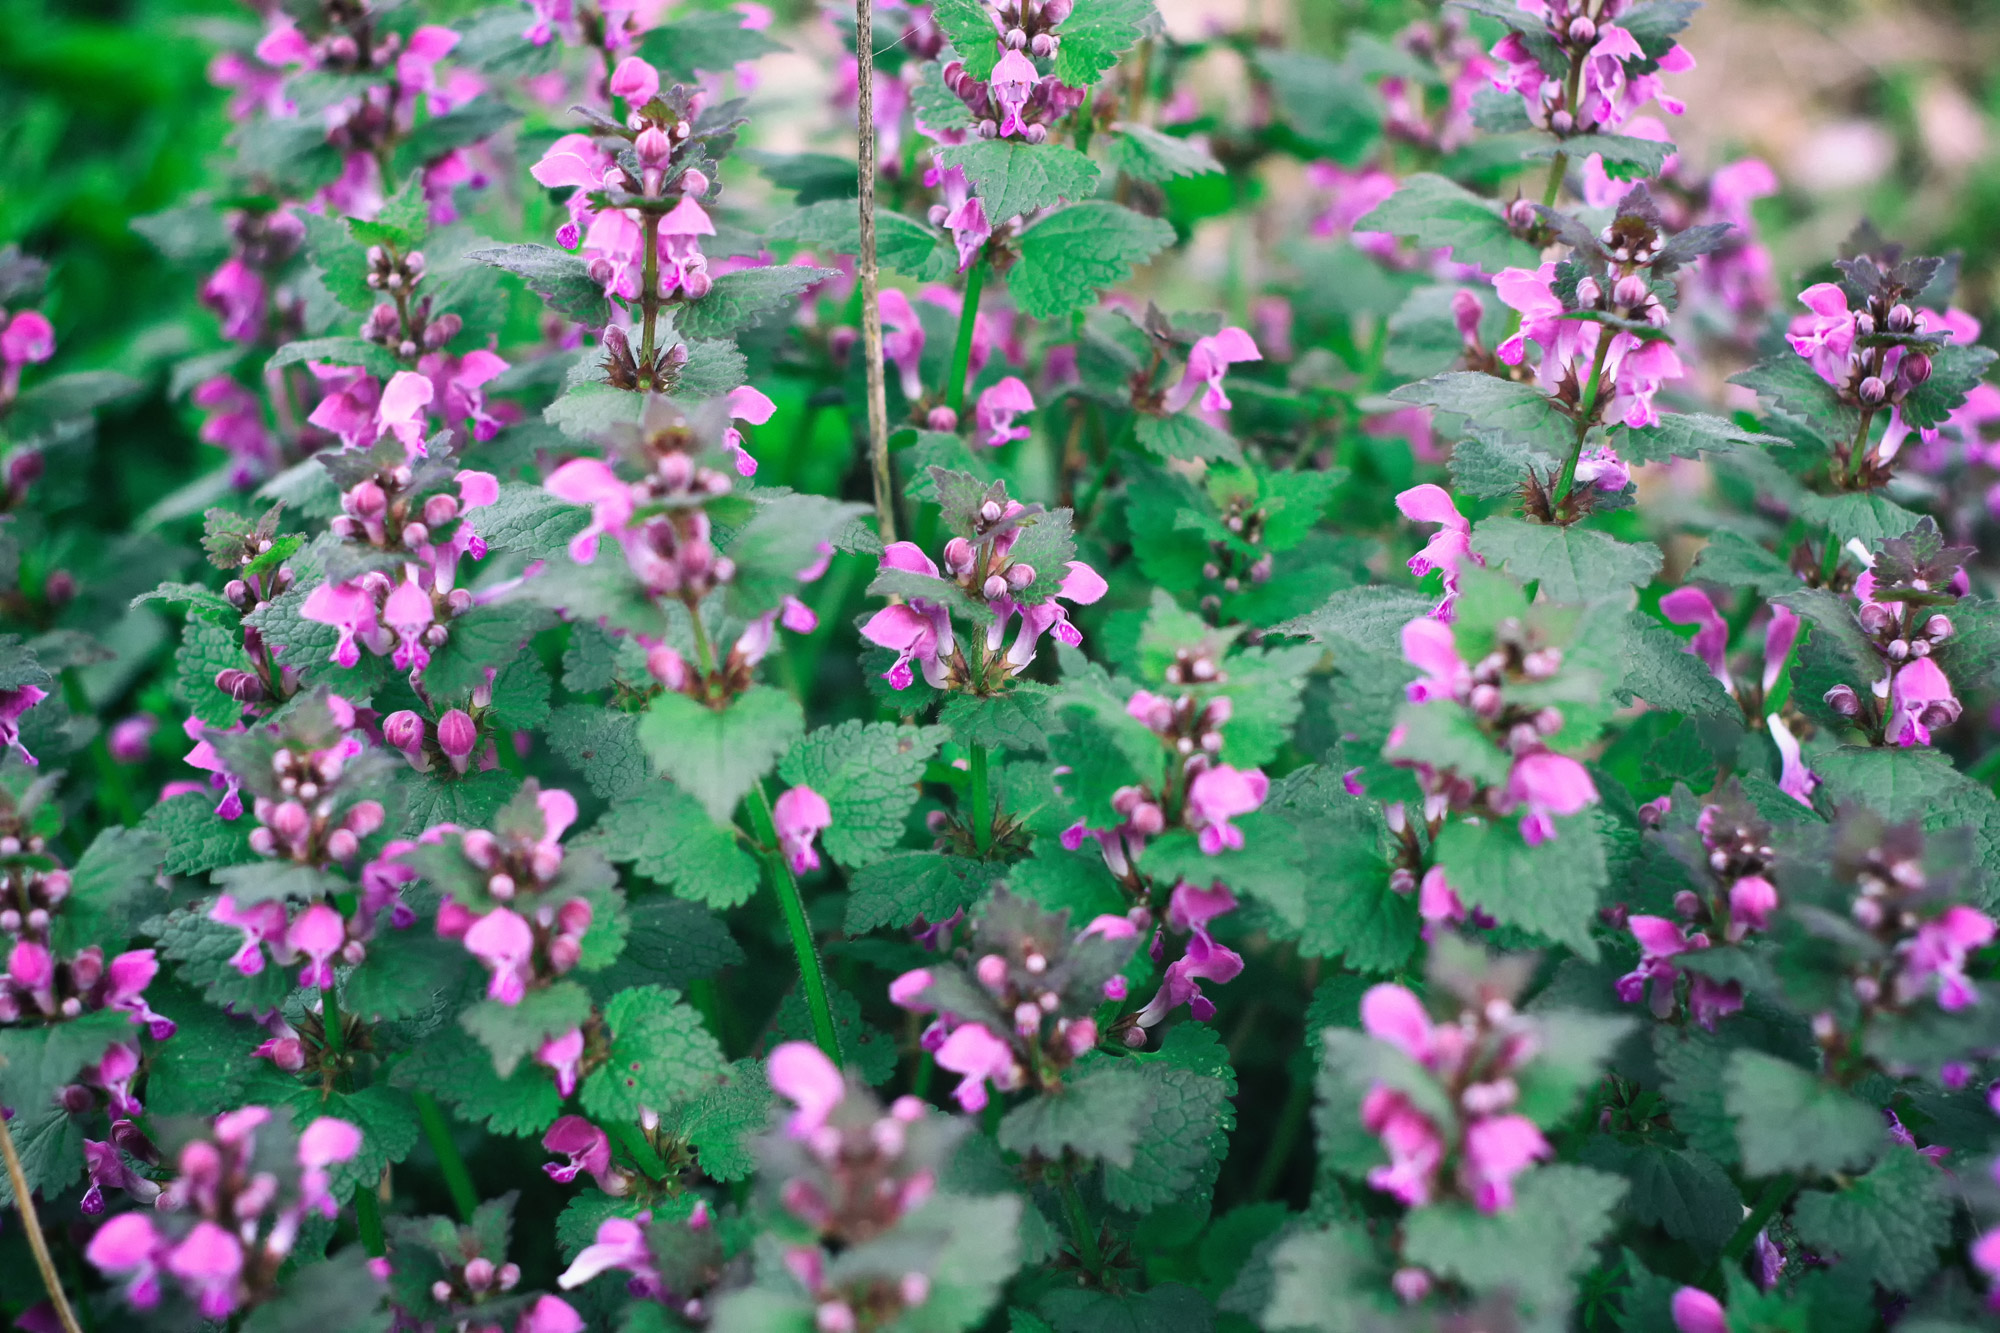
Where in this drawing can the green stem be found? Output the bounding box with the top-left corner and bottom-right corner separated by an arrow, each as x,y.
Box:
1540,150 -> 1569,207
1056,1165 -> 1102,1276
1715,1173 -> 1797,1274
945,256 -> 987,418
1550,333 -> 1615,511
319,982 -> 386,1255
0,1101 -> 86,1333
639,209 -> 662,371
1251,1061 -> 1313,1201
61,670 -> 135,827
966,742 -> 992,855
749,782 -> 840,1063
1077,412 -> 1138,528
414,1091 -> 477,1224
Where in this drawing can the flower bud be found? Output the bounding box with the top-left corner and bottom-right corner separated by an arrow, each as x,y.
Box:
1004,26 -> 1027,48
215,668 -> 266,703
634,126 -> 672,169
1551,108 -> 1574,134
326,828 -> 358,862
1823,683 -> 1861,715
1023,123 -> 1048,144
1858,376 -> 1887,407
1030,32 -> 1054,57
681,169 -> 710,197
437,709 -> 478,768
976,953 -> 1008,991
548,936 -> 582,973
423,494 -> 460,528
1613,274 -> 1649,309
982,574 -> 1009,601
462,829 -> 499,869
1567,15 -> 1595,42
1901,351 -> 1932,387
1505,197 -> 1536,230
979,500 -> 1003,524
927,405 -> 959,431
1886,303 -> 1915,332
942,537 -> 975,575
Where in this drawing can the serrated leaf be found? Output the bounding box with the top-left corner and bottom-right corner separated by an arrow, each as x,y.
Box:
581,984 -> 726,1120
1390,370 -> 1565,438
1007,203 -> 1175,320
462,981 -> 593,1078
778,721 -> 946,868
1617,611 -> 1741,720
1109,124 -> 1220,181
1470,518 -> 1663,601
1355,173 -> 1541,273
391,1025 -> 562,1137
576,779 -> 761,908
936,140 -> 1102,225
1724,1049 -> 1882,1178
997,1064 -> 1155,1167
636,686 -> 804,822
1898,342 -> 1998,432
546,704 -> 650,800
466,244 -> 607,325
1527,133 -> 1674,179
1432,814 -> 1606,957
638,10 -> 785,78
1100,1062 -> 1233,1212
931,0 -> 1001,78
844,852 -> 992,933
1618,413 -> 1786,463
1052,0 -> 1153,86
1401,1165 -> 1626,1327
1134,412 -> 1242,463
676,264 -> 838,340
266,336 -> 401,377
1791,1145 -> 1952,1289
766,200 -> 952,281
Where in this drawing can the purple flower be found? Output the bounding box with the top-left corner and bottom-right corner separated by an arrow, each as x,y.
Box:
1888,656 -> 1961,747
1185,766 -> 1268,855
296,1116 -> 363,1215
722,385 -> 777,476
933,1022 -> 1017,1112
300,581 -> 387,669
0,684 -> 47,766
542,1115 -> 624,1194
165,1221 -> 245,1319
1162,328 -> 1261,415
208,895 -> 289,976
85,1212 -> 165,1308
1897,905 -> 1996,1011
464,907 -> 535,1004
557,1215 -> 659,1293
879,289 -> 926,399
1670,1287 -> 1728,1333
1402,616 -> 1469,704
1460,1113 -> 1550,1214
1659,586 -> 1732,688
517,1296 -> 585,1333
1397,484 -> 1479,619
1,310 -> 54,366
989,49 -> 1039,138
769,1040 -> 846,1137
772,785 -> 832,874
1500,751 -> 1599,845
974,376 -> 1034,448
1766,715 -> 1818,809
545,457 -> 635,563
536,1027 -> 585,1098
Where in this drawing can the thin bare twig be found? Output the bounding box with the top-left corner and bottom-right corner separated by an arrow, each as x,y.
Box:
854,0 -> 897,543
0,1108 -> 86,1333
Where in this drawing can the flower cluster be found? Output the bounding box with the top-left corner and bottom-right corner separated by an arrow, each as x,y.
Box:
938,0 -> 1083,144
890,889 -> 1139,1110
559,1201 -> 730,1322
86,1109 -> 364,1319
1659,585 -> 1816,803
1488,0 -> 1694,137
1831,815 -> 1996,1022
1821,524 -> 1968,748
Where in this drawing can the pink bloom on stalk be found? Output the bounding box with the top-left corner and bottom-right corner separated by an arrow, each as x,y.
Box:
657,197 -> 715,299
518,1296 -> 586,1333
200,260 -> 266,343
108,715 -> 155,763
1460,1114 -> 1550,1213
1361,1085 -> 1446,1206
1898,906 -> 1997,1012
558,1216 -> 656,1291
208,895 -> 289,976
996,560 -> 1108,672
721,385 -> 777,476
769,1040 -> 846,1136
860,543 -> 956,689
545,457 -> 635,562
878,289 -> 925,400
1162,328 -> 1261,414
0,683 -> 46,767
1659,586 -> 1732,689
1710,159 -> 1779,228
301,580 -> 384,670
1136,884 -> 1244,1027
934,1022 -> 1016,1112
422,349 -> 511,444
945,195 -> 991,272
1503,751 -> 1598,845
285,903 -> 346,989
1616,916 -> 1742,1028
1671,1288 -> 1729,1333
1571,445 -> 1630,492
181,716 -> 242,818
609,56 -> 660,107
1305,162 -> 1399,249
543,1116 -> 622,1193
464,907 -> 536,1004
297,1116 -> 364,1214
1729,876 -> 1779,938
1397,484 -> 1479,619
1494,266 -> 1567,365
1762,606 -> 1800,697
87,1212 -> 165,1308
975,377 -> 1034,447
888,968 -> 933,1010
1889,657 -> 1961,747
382,579 -> 435,674
1972,1227 -> 2000,1292
1,310 -> 55,364
1787,283 -> 1859,384
1766,715 -> 1818,809
537,1027 -> 585,1097
1361,984 -> 1438,1065
989,49 -> 1040,138
166,1221 -> 245,1319
379,370 -> 436,455
1402,616 -> 1469,704
1418,865 -> 1466,927
106,950 -> 175,1039
1186,766 -> 1268,855
772,785 -> 832,874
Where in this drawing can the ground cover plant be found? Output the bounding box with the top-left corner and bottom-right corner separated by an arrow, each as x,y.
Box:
5,0 -> 2000,1329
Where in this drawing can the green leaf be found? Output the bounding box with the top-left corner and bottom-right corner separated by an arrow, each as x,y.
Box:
936,140 -> 1102,225
545,380 -> 647,438
56,826 -> 165,949
1134,412 -> 1242,464
348,174 -> 430,252
0,1098 -> 84,1206
1791,1145 -> 1952,1290
240,1248 -> 389,1333
1274,585 -> 1434,653
997,1063 -> 1156,1167
1401,1165 -> 1627,1327
1007,203 -> 1175,320
1580,1139 -> 1741,1256
779,721 -> 946,868
1391,370 -> 1565,438
1386,701 -> 1513,786
279,1083 -> 422,1205
1616,611 -> 1741,720
1432,814 -> 1607,957
931,0 -> 1001,78
1053,0 -> 1153,86
132,579 -> 239,625
1110,124 -> 1221,181
636,686 -> 805,821
766,200 -> 952,281
676,264 -> 838,340
659,1058 -> 769,1181
1526,133 -> 1674,179
1690,530 -> 1797,594
155,908 -> 295,1011
1255,51 -> 1382,161
1796,490 -> 1923,550
466,244 -> 607,325
1470,518 -> 1663,602
341,931 -> 473,1024
765,979 -> 900,1085
547,703 -> 650,802
0,1011 -> 134,1141
462,981 -> 594,1078
576,779 -> 762,908
1724,1049 -> 1882,1178
1729,355 -> 1856,448
743,149 -> 858,203
1100,1059 -> 1234,1213
301,211 -> 375,311
581,984 -> 727,1121
1514,1009 -> 1634,1127
1355,173 -> 1541,273
1618,413 -> 1787,463
266,336 -> 401,378
845,852 -> 992,932
391,1026 -> 562,1137
639,10 -> 784,78
723,492 -> 868,621
1257,1223 -> 1392,1332
398,769 -> 521,834
403,98 -> 520,165
940,688 -> 1052,753
422,603 -> 555,704
175,615 -> 253,727
1449,431 -> 1561,499
1811,745 -> 2000,873
593,896 -> 744,997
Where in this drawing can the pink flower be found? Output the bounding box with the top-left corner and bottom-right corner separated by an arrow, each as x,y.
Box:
1,310 -> 55,365
382,578 -> 436,674
772,785 -> 832,874
1135,893 -> 1245,1030
301,581 -> 386,670
518,1296 -> 586,1333
463,907 -> 535,1004
537,1027 -> 586,1097
657,196 -> 716,299
86,1212 -> 165,1308
1361,984 -> 1436,1063
165,1221 -> 245,1319
200,259 -> 266,343
1728,876 -> 1779,938
0,683 -> 45,767
975,376 -> 1034,447
1402,616 -> 1469,704
1670,1288 -> 1728,1333
545,457 -> 635,562
296,1116 -> 364,1213
945,194 -> 991,272
934,1022 -> 1017,1112
543,1116 -> 622,1193
1418,865 -> 1466,927
609,56 -> 660,106
1766,715 -> 1818,809
1501,752 -> 1599,845
1898,905 -> 1997,1012
1786,282 -> 1858,377
1397,484 -> 1479,619
722,384 -> 777,476
1162,328 -> 1261,414
769,1040 -> 846,1137
1186,765 -> 1268,855
558,1216 -> 657,1292
208,895 -> 289,976
1660,586 -> 1732,688
1460,1114 -> 1549,1212
989,49 -> 1040,138
879,289 -> 925,400
1888,656 -> 1961,747
285,903 -> 346,989
1360,1086 -> 1445,1206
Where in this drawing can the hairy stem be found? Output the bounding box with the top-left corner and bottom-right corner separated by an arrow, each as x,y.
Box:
0,1107 -> 85,1333
1540,150 -> 1568,207
639,209 -> 662,372
413,1091 -> 477,1224
945,256 -> 988,418
1250,1060 -> 1313,1201
1714,1173 -> 1797,1276
854,0 -> 897,543
750,782 -> 841,1062
1077,412 -> 1138,528
1056,1164 -> 1102,1276
966,741 -> 992,854
1550,332 -> 1615,511
319,982 -> 387,1255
